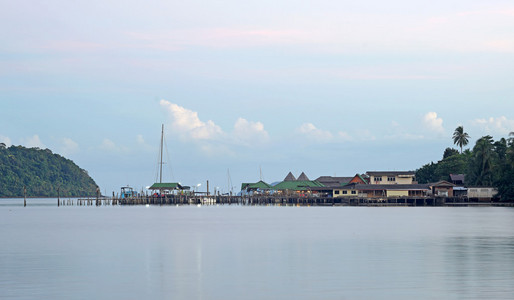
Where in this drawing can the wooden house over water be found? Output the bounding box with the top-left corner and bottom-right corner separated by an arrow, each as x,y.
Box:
315,174 -> 368,187
449,174 -> 465,185
332,183 -> 431,198
430,181 -> 456,197
241,180 -> 273,194
149,182 -> 190,196
272,172 -> 325,196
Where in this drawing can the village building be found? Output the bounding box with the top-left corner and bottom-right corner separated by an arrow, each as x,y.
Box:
366,171 -> 416,185
149,182 -> 189,195
241,180 -> 273,195
333,183 -> 430,198
315,174 -> 368,187
272,172 -> 325,195
430,181 -> 456,197
467,187 -> 498,201
449,174 -> 465,185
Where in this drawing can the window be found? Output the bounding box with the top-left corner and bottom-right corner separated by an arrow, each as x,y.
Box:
351,190 -> 356,194
387,177 -> 396,182
334,190 -> 340,195
374,176 -> 382,182
342,190 -> 348,194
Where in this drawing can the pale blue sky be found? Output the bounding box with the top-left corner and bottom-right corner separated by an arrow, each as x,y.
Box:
1,0 -> 513,194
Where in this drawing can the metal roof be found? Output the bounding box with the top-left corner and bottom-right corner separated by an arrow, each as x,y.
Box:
272,180 -> 325,191
450,174 -> 465,182
315,176 -> 354,187
241,180 -> 272,191
366,171 -> 415,176
149,182 -> 184,190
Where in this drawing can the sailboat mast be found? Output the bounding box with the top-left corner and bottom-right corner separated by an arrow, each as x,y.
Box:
160,124 -> 164,184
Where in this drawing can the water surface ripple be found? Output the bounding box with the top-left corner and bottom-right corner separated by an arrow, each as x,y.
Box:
1,200 -> 513,300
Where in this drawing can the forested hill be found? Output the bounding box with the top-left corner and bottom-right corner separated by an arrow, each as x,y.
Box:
0,145 -> 98,197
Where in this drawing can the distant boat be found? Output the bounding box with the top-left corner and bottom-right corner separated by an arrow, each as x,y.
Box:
120,186 -> 137,199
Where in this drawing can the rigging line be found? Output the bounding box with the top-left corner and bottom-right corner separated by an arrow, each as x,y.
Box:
154,126 -> 163,183
163,133 -> 175,182
227,169 -> 233,194
154,139 -> 161,183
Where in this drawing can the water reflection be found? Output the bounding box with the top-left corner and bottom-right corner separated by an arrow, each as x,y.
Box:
0,205 -> 513,299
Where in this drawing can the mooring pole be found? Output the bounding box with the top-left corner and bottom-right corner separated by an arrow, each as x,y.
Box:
57,187 -> 60,207
23,186 -> 26,207
206,180 -> 209,196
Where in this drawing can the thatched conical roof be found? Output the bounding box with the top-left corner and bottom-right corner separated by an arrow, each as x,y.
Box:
284,172 -> 296,181
297,172 -> 310,181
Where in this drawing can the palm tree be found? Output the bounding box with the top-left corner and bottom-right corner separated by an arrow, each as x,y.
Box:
453,126 -> 470,153
471,136 -> 494,186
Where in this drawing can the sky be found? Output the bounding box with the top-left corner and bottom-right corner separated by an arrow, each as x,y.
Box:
1,0 -> 514,195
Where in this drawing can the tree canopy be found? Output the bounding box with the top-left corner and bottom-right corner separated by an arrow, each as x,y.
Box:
416,133 -> 514,201
0,145 -> 98,197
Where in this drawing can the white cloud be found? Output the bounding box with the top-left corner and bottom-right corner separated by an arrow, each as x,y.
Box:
423,112 -> 444,134
0,135 -> 12,147
61,138 -> 79,155
473,116 -> 514,135
160,100 -> 223,140
23,135 -> 46,148
233,118 -> 269,146
337,131 -> 354,142
136,134 -> 155,152
99,138 -> 128,153
297,123 -> 333,142
160,100 -> 270,153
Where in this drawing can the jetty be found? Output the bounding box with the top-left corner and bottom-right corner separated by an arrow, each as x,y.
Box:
59,194 -> 511,207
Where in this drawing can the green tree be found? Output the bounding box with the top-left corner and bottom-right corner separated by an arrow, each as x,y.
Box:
416,162 -> 438,184
453,126 -> 470,153
443,147 -> 459,159
495,136 -> 514,200
469,135 -> 495,186
0,145 -> 98,197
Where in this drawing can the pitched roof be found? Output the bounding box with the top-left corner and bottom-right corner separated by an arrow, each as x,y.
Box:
284,172 -> 296,181
241,180 -> 272,191
149,182 -> 184,190
272,180 -> 325,191
349,174 -> 368,184
366,171 -> 415,176
297,172 -> 310,181
315,176 -> 353,187
430,180 -> 457,187
450,174 -> 465,182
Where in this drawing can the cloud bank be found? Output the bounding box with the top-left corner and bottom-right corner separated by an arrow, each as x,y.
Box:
160,100 -> 269,152
473,116 -> 514,135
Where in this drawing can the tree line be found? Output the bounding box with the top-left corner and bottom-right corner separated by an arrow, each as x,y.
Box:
0,144 -> 98,197
416,126 -> 514,201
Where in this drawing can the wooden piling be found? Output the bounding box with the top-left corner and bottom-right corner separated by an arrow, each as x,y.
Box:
23,186 -> 26,207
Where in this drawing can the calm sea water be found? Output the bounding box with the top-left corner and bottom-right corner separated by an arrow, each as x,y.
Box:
1,199 -> 513,300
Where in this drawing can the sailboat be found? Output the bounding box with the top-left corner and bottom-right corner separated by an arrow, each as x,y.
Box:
148,124 -> 187,197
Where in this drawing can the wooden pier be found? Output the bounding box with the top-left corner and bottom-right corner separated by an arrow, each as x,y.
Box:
50,195 -> 506,207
